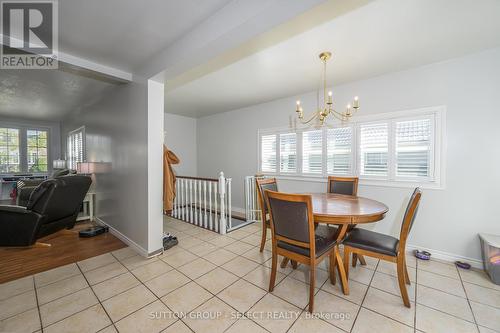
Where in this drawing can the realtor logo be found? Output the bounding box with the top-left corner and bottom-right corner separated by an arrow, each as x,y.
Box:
1,0 -> 58,69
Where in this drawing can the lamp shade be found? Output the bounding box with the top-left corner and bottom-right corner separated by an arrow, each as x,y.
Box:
53,159 -> 67,169
77,162 -> 96,174
77,162 -> 111,174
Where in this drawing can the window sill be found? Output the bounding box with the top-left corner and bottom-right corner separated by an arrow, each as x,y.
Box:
265,174 -> 444,190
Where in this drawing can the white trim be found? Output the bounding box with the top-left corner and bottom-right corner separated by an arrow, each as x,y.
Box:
95,217 -> 162,258
258,106 -> 446,189
406,244 -> 483,269
273,175 -> 444,190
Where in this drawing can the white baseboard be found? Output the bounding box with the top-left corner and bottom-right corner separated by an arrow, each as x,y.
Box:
95,217 -> 161,258
406,244 -> 483,269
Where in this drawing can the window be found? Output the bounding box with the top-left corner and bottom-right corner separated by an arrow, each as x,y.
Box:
359,123 -> 388,177
280,133 -> 296,173
395,118 -> 432,178
0,128 -> 20,173
67,127 -> 85,170
0,126 -> 50,174
27,129 -> 48,172
302,130 -> 323,174
258,106 -> 444,187
327,127 -> 352,175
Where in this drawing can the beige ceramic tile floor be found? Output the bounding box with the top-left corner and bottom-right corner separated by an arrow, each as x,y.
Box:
1,216 -> 499,333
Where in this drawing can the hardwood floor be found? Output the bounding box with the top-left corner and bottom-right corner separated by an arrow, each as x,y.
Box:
0,221 -> 126,284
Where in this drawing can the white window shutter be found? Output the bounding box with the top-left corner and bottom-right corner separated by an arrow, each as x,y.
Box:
280,133 -> 297,173
327,127 -> 352,175
67,128 -> 85,170
395,118 -> 432,178
261,134 -> 277,172
359,123 -> 388,176
302,130 -> 323,174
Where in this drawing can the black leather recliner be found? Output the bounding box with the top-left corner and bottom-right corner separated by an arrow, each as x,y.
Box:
16,169 -> 77,207
0,175 -> 92,246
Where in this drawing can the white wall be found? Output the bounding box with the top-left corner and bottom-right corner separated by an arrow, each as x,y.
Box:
197,47 -> 500,263
164,113 -> 197,177
61,80 -> 160,255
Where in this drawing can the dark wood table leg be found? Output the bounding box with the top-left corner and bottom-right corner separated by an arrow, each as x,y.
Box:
333,224 -> 350,295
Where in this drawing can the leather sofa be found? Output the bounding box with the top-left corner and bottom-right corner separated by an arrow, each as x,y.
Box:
0,175 -> 92,247
17,169 -> 76,207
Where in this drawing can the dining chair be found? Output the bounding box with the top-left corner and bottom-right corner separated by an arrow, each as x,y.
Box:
327,176 -> 359,196
342,188 -> 422,307
256,178 -> 278,252
265,190 -> 339,313
327,176 -> 365,267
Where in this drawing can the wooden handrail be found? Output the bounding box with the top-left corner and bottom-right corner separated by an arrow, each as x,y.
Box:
177,175 -> 218,182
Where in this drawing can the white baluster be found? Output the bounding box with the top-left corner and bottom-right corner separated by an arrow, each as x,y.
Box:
197,180 -> 203,227
173,179 -> 177,218
182,179 -> 185,221
181,179 -> 185,221
209,181 -> 213,231
214,182 -> 218,233
194,179 -> 198,225
219,172 -> 226,235
189,179 -> 193,223
203,181 -> 207,228
245,177 -> 249,222
227,178 -> 232,231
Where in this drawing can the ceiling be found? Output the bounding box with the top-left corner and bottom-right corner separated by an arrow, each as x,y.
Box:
0,0 -> 232,121
165,0 -> 500,118
0,69 -> 115,121
59,0 -> 232,73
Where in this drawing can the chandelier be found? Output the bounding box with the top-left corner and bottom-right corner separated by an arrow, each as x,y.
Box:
295,51 -> 360,125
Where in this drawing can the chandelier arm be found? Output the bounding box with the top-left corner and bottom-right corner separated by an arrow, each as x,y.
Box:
330,109 -> 347,118
330,112 -> 346,121
298,111 -> 320,124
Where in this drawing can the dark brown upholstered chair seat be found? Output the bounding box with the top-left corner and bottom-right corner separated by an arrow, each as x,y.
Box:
343,228 -> 399,257
278,225 -> 338,257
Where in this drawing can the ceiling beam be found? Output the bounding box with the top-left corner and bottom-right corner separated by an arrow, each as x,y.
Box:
0,34 -> 132,83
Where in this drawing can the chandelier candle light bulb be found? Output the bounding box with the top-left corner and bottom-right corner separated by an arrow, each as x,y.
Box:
293,51 -> 360,125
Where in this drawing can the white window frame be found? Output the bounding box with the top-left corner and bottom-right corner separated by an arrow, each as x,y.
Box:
257,106 -> 446,189
0,122 -> 51,175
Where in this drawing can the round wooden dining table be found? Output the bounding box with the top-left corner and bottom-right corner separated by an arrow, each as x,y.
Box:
295,193 -> 388,295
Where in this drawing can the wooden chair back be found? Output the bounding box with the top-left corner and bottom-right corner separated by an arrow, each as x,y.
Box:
398,188 -> 422,253
264,190 -> 316,258
256,178 -> 278,221
327,176 -> 359,196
